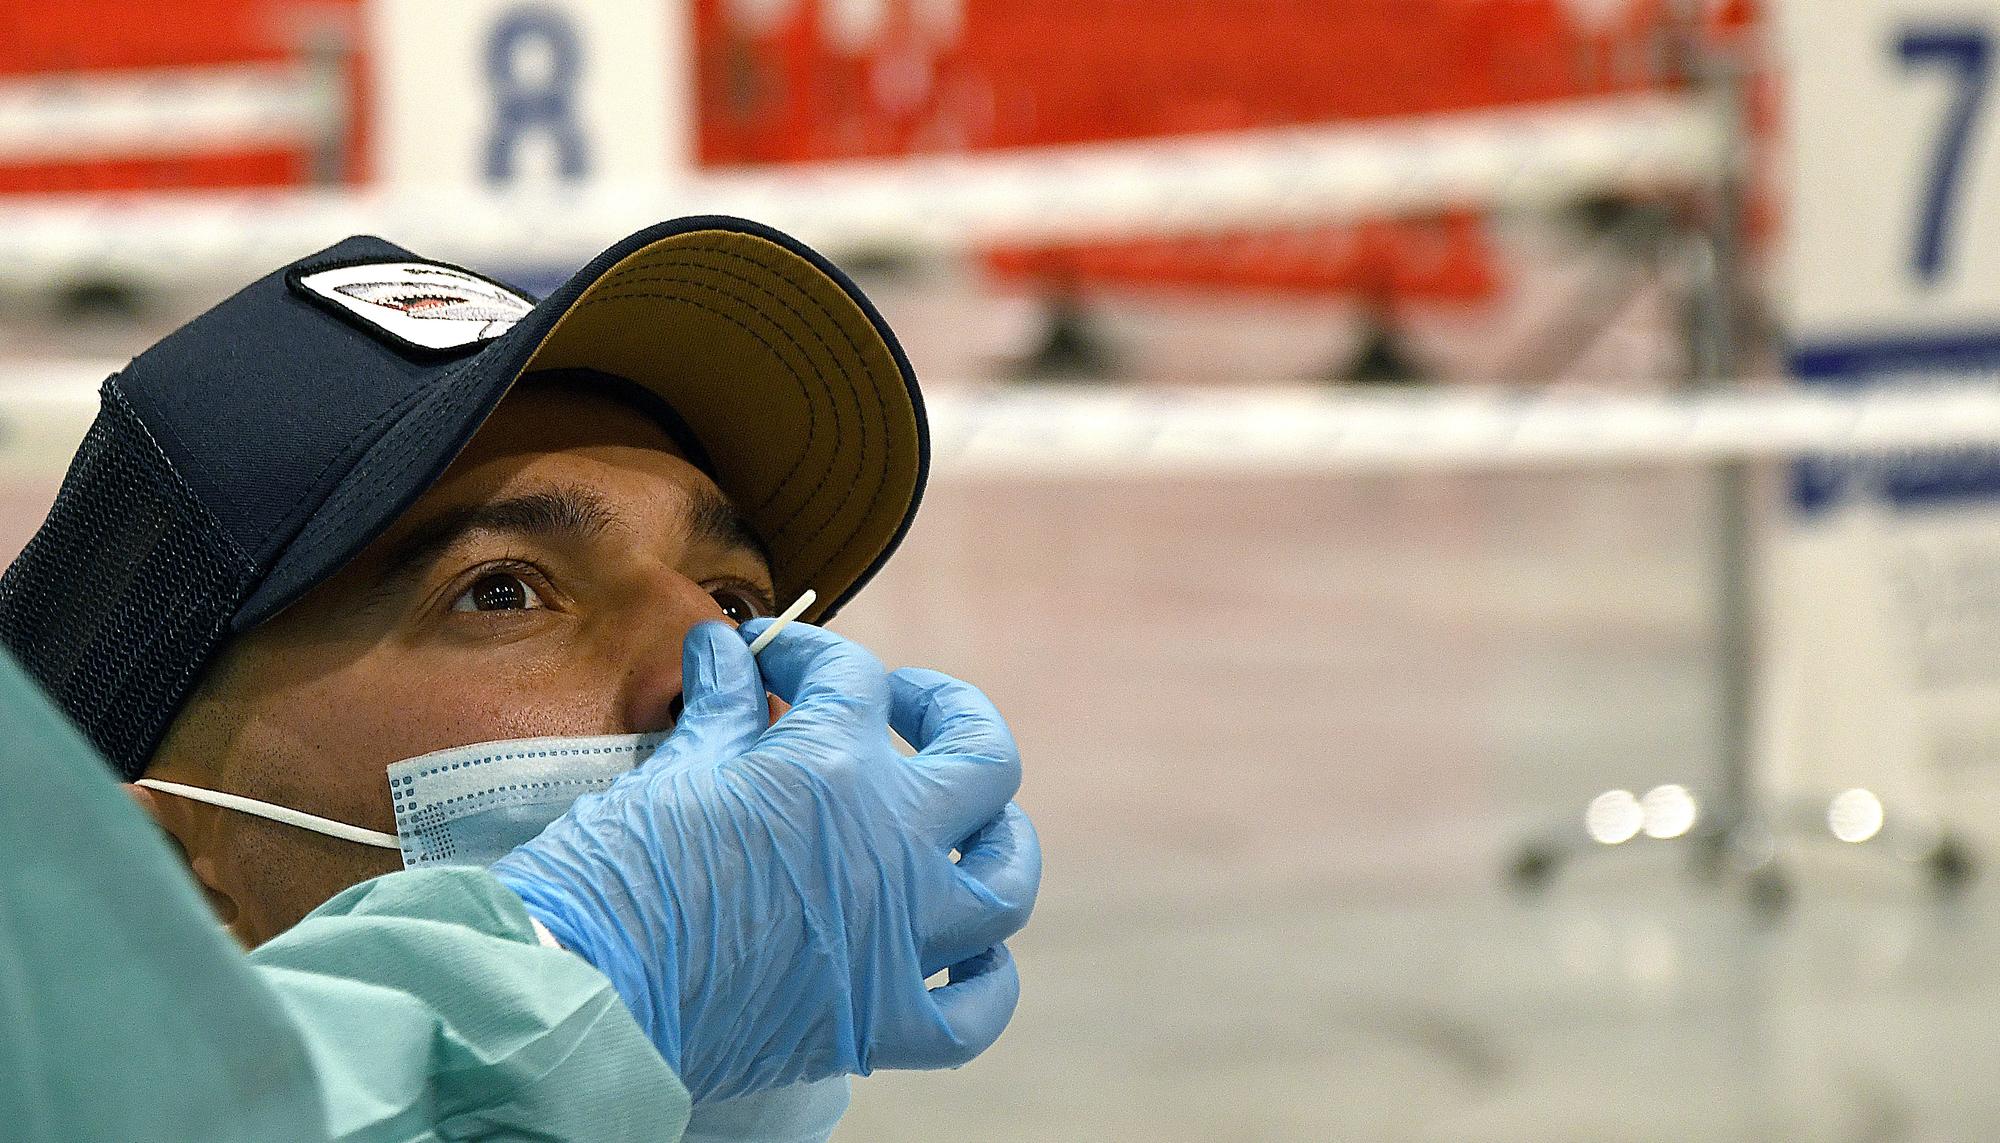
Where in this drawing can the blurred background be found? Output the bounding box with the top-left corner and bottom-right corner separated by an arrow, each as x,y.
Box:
15,1 -> 2000,1138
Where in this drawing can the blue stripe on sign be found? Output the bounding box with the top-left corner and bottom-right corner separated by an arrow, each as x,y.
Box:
1791,327 -> 2000,379
1881,447 -> 2000,505
1790,329 -> 2000,511
1789,447 -> 2000,512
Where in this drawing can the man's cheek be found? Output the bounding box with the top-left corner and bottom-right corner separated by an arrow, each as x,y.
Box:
403,666 -> 625,744
767,693 -> 789,723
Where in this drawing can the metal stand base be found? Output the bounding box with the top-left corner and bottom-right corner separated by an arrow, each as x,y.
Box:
1508,798 -> 1978,916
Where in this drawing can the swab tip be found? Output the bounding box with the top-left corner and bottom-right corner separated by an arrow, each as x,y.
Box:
748,589 -> 816,656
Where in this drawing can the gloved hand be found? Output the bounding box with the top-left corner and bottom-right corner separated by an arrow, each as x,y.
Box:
492,620 -> 1040,1103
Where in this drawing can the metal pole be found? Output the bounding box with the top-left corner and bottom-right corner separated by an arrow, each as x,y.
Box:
1503,9 -> 1760,894
1682,22 -> 1759,849
295,13 -> 352,186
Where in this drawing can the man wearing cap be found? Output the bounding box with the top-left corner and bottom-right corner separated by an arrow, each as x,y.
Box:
1,217 -> 1039,1139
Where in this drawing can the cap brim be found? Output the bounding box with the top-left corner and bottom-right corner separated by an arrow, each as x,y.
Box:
234,216 -> 927,630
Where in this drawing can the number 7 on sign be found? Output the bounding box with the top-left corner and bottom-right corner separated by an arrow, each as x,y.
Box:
1898,28 -> 1994,282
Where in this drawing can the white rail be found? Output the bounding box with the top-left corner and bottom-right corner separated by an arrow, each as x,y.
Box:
5,364 -> 1999,480
0,93 -> 1723,286
927,383 -> 2000,478
0,65 -> 338,164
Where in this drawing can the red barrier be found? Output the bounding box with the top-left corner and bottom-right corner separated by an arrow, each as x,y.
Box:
695,0 -> 1713,302
0,0 -> 290,74
695,0 -> 1690,164
0,0 -> 370,191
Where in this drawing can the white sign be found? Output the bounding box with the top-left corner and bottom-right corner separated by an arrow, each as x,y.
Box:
1756,502 -> 1929,810
367,0 -> 692,190
1770,0 -> 2000,851
1778,0 -> 2000,373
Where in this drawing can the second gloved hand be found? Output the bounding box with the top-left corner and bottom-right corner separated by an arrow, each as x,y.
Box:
491,620 -> 1040,1103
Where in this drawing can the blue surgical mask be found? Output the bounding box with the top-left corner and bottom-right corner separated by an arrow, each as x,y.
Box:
385,732 -> 666,866
136,731 -> 665,867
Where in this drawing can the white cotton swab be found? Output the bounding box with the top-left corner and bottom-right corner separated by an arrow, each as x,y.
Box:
748,589 -> 817,656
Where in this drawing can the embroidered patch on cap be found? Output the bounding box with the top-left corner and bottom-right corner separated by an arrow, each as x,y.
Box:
293,261 -> 535,354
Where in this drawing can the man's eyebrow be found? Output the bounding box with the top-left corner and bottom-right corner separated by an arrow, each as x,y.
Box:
368,484 -> 772,597
371,488 -> 618,588
687,486 -> 773,569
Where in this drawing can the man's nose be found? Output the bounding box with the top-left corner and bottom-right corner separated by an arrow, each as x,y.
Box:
619,572 -> 734,735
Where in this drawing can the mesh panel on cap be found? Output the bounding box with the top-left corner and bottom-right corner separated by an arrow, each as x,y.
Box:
0,383 -> 255,778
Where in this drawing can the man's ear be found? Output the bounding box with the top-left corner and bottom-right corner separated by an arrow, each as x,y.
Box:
123,781 -> 188,854
124,782 -> 241,927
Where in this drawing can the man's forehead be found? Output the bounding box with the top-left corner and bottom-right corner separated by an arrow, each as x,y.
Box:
316,379 -> 773,600
390,381 -> 738,552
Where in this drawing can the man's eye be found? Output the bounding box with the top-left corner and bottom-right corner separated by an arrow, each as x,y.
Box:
451,572 -> 547,613
709,585 -> 770,624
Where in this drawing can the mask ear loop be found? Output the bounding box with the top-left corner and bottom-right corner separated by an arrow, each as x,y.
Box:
133,778 -> 402,849
748,589 -> 816,656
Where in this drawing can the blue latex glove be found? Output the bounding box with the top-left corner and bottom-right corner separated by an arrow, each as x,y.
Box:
492,620 -> 1040,1103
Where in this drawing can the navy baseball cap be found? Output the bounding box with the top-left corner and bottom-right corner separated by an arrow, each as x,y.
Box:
0,216 -> 929,777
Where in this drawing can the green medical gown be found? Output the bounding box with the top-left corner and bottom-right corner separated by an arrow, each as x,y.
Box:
0,650 -> 691,1141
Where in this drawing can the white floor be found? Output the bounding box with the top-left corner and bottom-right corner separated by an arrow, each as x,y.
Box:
824,468 -> 2000,1142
